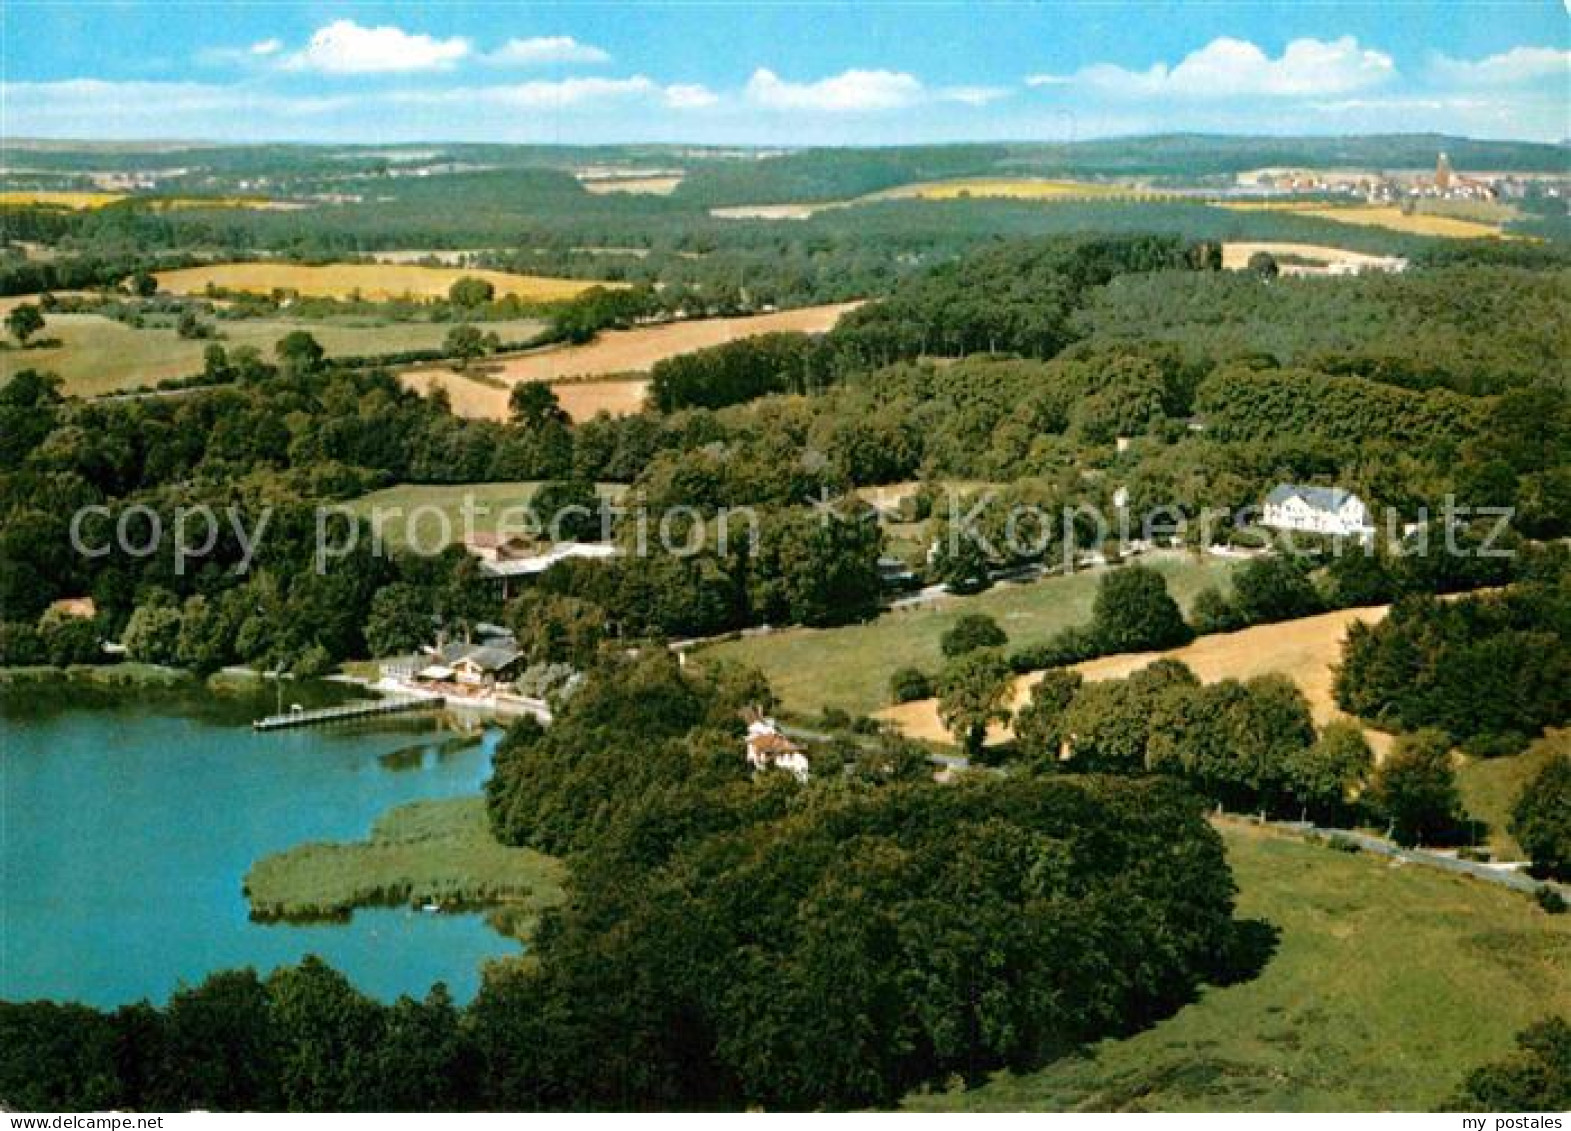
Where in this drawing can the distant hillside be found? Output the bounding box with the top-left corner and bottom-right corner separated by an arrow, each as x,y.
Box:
11,135 -> 1566,205
677,135 -> 1570,204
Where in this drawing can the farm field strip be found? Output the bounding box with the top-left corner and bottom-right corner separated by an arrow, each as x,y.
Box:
155,261 -> 611,302
0,190 -> 126,208
402,301 -> 860,421
871,177 -> 1172,202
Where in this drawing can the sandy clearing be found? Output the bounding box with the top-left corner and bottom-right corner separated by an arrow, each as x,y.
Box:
402,302 -> 860,421
710,203 -> 825,220
879,603 -> 1396,757
1221,242 -> 1407,273
581,176 -> 683,195
552,379 -> 650,419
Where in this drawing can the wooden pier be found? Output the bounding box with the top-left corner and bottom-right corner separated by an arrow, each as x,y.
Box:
253,696 -> 444,731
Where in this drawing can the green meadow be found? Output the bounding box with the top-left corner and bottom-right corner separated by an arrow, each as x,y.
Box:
905,820 -> 1571,1112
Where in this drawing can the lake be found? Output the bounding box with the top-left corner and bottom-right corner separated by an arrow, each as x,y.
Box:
0,679 -> 519,1008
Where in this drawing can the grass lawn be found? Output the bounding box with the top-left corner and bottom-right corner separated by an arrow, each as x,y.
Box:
1458,731 -> 1569,859
1,313 -> 547,396
244,796 -> 566,937
344,480 -> 628,552
701,551 -> 1233,719
904,820 -> 1571,1112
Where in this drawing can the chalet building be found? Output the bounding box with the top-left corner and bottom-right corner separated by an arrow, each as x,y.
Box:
744,711 -> 810,782
1261,485 -> 1376,541
418,640 -> 524,688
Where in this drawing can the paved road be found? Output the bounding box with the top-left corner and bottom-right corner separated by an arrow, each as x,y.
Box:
1229,816 -> 1569,898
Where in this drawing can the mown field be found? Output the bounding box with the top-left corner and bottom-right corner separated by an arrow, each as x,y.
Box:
155,261 -> 609,302
881,602 -> 1394,756
904,820 -> 1571,1112
343,480 -> 628,551
702,552 -> 1234,719
0,313 -> 548,396
244,795 -> 566,937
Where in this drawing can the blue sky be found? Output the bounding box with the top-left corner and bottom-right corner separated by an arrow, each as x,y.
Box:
3,2 -> 1567,144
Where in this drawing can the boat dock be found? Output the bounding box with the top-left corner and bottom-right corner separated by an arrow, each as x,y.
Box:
252,696 -> 444,731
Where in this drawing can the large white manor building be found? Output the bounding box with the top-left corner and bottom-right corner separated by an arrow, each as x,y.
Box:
1261,484 -> 1377,541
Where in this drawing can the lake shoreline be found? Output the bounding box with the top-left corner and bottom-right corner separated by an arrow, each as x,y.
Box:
1,685 -> 519,1006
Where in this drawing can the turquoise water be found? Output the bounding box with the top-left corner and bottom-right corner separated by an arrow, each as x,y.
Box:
0,682 -> 518,1008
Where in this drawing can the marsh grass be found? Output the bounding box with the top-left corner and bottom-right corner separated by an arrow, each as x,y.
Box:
245,797 -> 566,937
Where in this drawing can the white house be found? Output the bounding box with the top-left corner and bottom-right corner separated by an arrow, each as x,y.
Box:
1262,484 -> 1376,541
745,713 -> 810,782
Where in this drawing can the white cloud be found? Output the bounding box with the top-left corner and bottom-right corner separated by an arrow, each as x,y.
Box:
938,85 -> 1010,107
1024,73 -> 1074,87
473,76 -> 655,107
743,68 -> 1003,112
1431,45 -> 1570,87
745,67 -> 925,111
1053,36 -> 1396,99
250,38 -> 283,58
485,36 -> 610,67
281,20 -> 471,75
664,83 -> 720,109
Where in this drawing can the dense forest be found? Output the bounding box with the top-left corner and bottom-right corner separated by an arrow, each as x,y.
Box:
2,232 -> 1567,665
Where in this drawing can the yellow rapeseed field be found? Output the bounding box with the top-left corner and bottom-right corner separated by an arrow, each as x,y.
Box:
880,178 -> 1167,202
0,190 -> 126,209
1214,200 -> 1506,238
1296,206 -> 1505,239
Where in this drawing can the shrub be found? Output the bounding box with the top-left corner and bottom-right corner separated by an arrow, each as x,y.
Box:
1535,886 -> 1568,915
940,613 -> 1007,658
1230,555 -> 1322,625
1453,1017 -> 1571,1111
1369,729 -> 1463,846
888,666 -> 934,704
1188,585 -> 1242,635
1090,564 -> 1192,653
1009,624 -> 1102,672
818,706 -> 852,732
